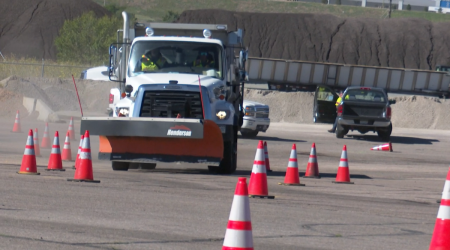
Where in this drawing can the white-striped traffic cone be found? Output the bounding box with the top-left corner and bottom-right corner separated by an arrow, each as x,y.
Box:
73,135 -> 84,169
12,110 -> 21,133
279,144 -> 305,186
62,131 -> 72,161
68,117 -> 76,141
68,130 -> 100,183
248,140 -> 274,199
304,143 -> 320,178
33,128 -> 41,157
333,145 -> 353,184
222,177 -> 253,250
263,141 -> 272,172
18,129 -> 39,175
430,167 -> 450,249
41,122 -> 50,148
46,131 -> 65,171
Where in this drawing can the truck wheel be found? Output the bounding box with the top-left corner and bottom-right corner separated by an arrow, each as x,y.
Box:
129,163 -> 156,170
335,124 -> 346,138
240,130 -> 259,138
209,127 -> 238,174
377,124 -> 392,141
112,161 -> 129,171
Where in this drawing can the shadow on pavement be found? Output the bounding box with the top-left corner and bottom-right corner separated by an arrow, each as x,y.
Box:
238,135 -> 305,143
349,135 -> 439,145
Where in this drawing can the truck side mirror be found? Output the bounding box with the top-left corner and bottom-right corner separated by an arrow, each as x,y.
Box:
239,50 -> 247,69
109,45 -> 117,77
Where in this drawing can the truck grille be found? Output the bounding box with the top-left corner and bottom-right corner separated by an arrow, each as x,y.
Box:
255,107 -> 269,118
140,91 -> 203,118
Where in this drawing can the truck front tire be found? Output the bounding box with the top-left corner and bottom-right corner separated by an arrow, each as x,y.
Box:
112,161 -> 129,171
209,126 -> 238,174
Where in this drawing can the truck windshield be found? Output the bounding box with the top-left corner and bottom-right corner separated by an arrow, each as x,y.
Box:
343,89 -> 386,102
128,41 -> 223,79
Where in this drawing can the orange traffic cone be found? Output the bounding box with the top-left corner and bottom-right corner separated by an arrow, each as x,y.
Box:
67,131 -> 100,183
248,141 -> 274,199
176,113 -> 182,118
304,143 -> 320,178
279,144 -> 305,186
333,145 -> 354,184
430,166 -> 450,249
67,117 -> 76,141
222,177 -> 254,250
33,128 -> 41,157
73,135 -> 84,169
12,110 -> 21,133
263,141 -> 272,172
62,131 -> 72,161
17,129 -> 40,175
40,123 -> 50,148
46,131 -> 65,171
371,142 -> 393,152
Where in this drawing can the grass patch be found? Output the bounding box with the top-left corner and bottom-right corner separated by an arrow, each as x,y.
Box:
0,56 -> 91,80
94,0 -> 450,22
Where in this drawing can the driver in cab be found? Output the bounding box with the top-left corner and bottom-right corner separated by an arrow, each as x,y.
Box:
193,51 -> 215,68
140,48 -> 167,71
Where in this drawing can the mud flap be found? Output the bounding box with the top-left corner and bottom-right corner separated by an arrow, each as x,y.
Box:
81,117 -> 224,165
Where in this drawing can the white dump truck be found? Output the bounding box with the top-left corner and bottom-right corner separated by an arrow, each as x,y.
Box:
80,12 -> 251,174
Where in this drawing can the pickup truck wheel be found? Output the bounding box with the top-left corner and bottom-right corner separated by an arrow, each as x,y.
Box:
377,124 -> 392,141
313,112 -> 319,123
240,130 -> 259,138
112,161 -> 129,171
335,124 -> 346,138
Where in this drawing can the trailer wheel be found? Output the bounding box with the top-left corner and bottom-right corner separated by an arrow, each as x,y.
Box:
112,161 -> 129,171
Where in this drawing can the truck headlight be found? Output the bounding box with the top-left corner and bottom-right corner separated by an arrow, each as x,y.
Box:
216,111 -> 228,120
116,107 -> 129,117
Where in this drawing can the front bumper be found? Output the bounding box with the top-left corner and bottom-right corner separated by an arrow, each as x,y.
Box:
242,117 -> 270,132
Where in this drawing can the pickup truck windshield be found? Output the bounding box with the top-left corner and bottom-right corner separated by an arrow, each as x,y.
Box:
128,41 -> 223,79
343,89 -> 386,102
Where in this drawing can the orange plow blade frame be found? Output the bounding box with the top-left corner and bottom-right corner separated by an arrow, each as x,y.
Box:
81,118 -> 224,165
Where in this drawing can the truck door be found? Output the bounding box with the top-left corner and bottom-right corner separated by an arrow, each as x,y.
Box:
313,85 -> 338,123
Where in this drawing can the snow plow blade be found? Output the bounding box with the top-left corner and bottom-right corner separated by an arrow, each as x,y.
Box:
80,117 -> 224,165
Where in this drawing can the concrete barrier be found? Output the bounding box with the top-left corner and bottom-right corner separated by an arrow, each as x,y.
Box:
23,97 -> 62,122
22,97 -> 36,115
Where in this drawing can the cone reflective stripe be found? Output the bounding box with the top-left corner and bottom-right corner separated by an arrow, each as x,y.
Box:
68,117 -> 76,140
371,142 -> 393,152
18,129 -> 39,175
222,177 -> 253,250
61,131 -> 72,161
68,131 -> 100,183
74,135 -> 84,169
304,143 -> 320,178
12,110 -> 21,133
47,131 -> 64,171
430,167 -> 450,249
41,123 -> 50,148
33,128 -> 41,157
279,144 -> 305,186
248,141 -> 274,198
333,145 -> 354,184
263,141 -> 272,172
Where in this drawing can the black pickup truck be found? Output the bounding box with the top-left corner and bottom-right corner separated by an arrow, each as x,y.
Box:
336,87 -> 395,141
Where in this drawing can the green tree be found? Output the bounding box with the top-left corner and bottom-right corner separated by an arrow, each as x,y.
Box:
406,4 -> 411,10
336,0 -> 341,5
55,11 -> 121,65
162,11 -> 180,23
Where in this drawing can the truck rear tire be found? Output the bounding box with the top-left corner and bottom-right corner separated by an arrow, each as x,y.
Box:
335,124 -> 347,138
377,123 -> 392,141
112,161 -> 129,171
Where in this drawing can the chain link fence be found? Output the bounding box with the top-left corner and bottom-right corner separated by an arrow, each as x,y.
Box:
0,60 -> 91,80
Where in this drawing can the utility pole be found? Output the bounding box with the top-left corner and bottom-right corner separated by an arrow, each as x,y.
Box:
389,0 -> 392,18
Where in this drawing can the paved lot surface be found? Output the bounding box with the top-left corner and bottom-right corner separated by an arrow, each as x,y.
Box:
0,118 -> 447,249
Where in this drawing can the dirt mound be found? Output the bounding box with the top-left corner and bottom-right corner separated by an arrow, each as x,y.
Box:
0,0 -> 109,61
177,10 -> 450,70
